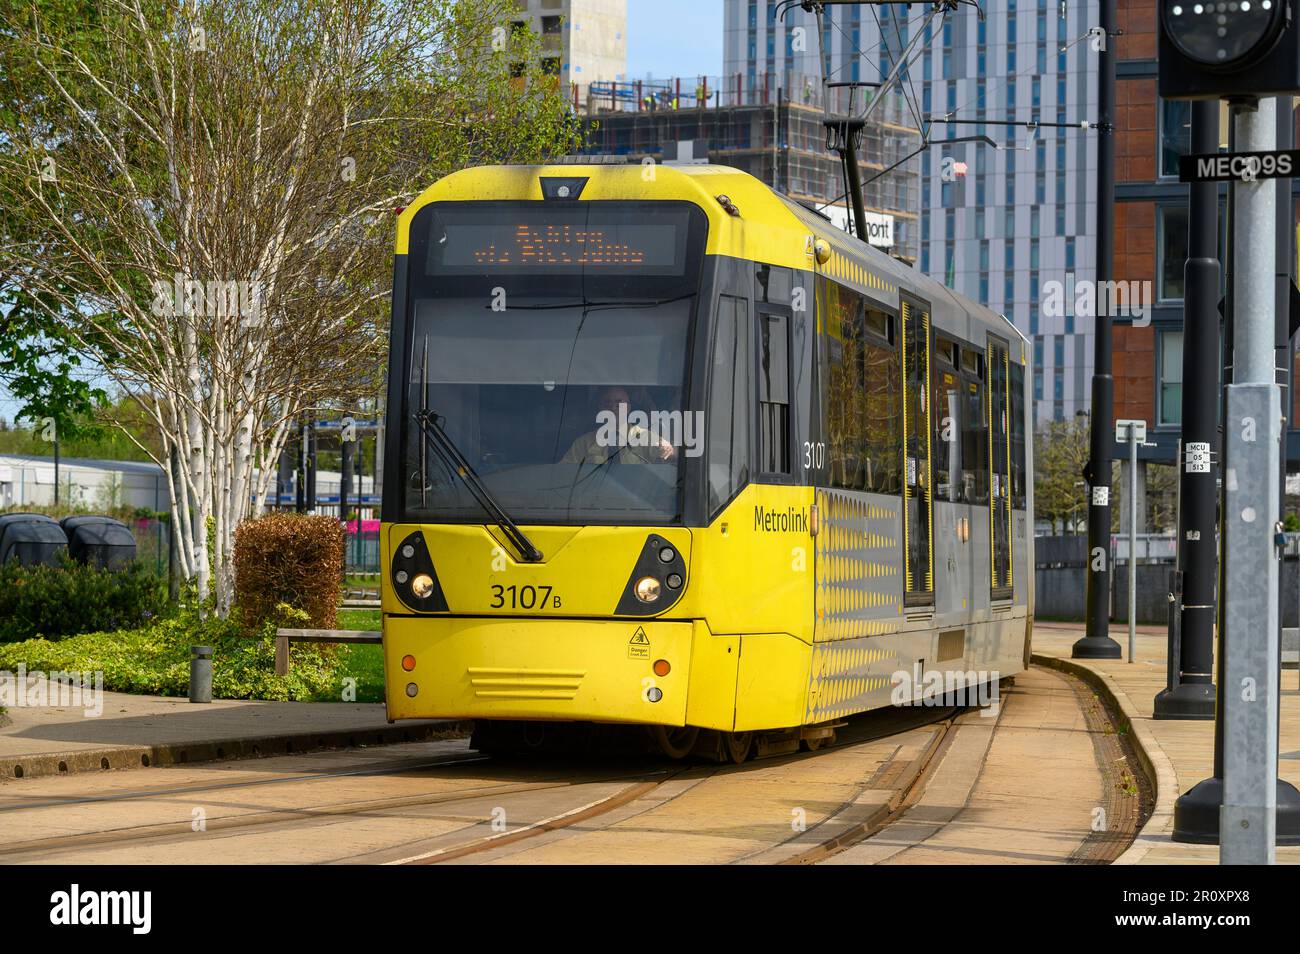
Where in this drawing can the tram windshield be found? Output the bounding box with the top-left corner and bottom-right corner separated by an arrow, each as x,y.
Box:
402,201 -> 706,525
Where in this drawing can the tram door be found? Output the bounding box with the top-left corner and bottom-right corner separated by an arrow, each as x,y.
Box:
901,296 -> 934,608
988,335 -> 1013,601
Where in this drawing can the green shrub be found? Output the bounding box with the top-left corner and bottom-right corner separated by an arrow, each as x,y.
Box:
234,513 -> 343,631
0,558 -> 167,642
0,606 -> 344,701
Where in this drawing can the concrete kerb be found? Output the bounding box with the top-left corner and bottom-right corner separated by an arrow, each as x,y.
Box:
0,719 -> 472,782
1032,653 -> 1176,865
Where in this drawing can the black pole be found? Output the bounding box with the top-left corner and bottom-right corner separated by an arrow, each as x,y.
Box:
1074,0 -> 1122,659
295,422 -> 306,513
340,437 -> 354,525
1155,100 -> 1218,720
305,423 -> 317,512
53,435 -> 60,506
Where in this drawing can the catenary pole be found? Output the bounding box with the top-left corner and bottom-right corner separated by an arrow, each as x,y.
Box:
1074,0 -> 1122,659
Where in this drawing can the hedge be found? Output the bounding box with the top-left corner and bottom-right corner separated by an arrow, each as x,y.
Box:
233,513 -> 343,631
0,559 -> 167,642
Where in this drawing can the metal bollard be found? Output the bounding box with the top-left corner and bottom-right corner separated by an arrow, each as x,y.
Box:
189,646 -> 212,703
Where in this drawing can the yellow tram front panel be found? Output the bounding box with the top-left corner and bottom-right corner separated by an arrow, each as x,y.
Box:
384,616 -> 694,725
381,481 -> 819,732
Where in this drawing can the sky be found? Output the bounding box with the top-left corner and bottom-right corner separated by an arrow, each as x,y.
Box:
625,0 -> 724,80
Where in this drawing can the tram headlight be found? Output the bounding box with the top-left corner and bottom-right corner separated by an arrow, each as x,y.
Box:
634,576 -> 662,602
411,573 -> 435,599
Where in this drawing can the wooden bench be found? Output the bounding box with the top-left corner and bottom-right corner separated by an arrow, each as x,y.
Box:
274,628 -> 381,676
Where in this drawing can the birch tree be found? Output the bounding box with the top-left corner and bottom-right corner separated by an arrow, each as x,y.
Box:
0,0 -> 581,613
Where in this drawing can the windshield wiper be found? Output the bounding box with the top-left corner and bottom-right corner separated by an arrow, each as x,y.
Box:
413,336 -> 543,563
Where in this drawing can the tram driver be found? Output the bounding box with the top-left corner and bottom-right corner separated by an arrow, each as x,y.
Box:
561,385 -> 677,466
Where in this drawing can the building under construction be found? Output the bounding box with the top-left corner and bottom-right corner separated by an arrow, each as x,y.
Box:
578,72 -> 921,263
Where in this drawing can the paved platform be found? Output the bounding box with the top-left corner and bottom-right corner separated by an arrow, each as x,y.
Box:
0,677 -> 463,780
1034,622 -> 1300,863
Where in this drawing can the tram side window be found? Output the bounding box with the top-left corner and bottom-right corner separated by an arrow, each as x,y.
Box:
933,339 -> 962,503
707,295 -> 752,515
820,276 -> 900,494
862,309 -> 901,494
822,279 -> 866,490
758,312 -> 791,474
960,350 -> 989,505
1010,360 -> 1027,510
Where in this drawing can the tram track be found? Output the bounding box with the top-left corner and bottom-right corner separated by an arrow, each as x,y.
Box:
1,681 -> 1112,866
0,744 -> 673,863
398,704 -> 965,866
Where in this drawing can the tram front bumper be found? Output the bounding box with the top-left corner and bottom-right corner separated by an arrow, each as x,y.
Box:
383,616 -> 694,726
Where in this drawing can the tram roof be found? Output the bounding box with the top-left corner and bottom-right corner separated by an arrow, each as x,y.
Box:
396,162 -> 1024,358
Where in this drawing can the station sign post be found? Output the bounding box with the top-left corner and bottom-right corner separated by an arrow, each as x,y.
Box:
1159,0 -> 1300,860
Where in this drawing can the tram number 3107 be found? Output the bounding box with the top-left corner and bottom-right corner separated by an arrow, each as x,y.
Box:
490,584 -> 562,610
802,441 -> 826,471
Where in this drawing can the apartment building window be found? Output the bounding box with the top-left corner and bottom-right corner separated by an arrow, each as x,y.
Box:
541,15 -> 561,34
1055,205 -> 1066,234
1005,206 -> 1015,237
1159,331 -> 1184,426
1159,99 -> 1193,179
1037,45 -> 1046,73
1158,206 -> 1190,301
1066,236 -> 1076,269
1031,206 -> 1040,236
976,208 -> 986,238
1005,274 -> 1015,304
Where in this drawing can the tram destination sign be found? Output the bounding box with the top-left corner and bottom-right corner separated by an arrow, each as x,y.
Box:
1179,149 -> 1300,183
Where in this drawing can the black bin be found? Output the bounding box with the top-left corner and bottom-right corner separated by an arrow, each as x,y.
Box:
60,516 -> 137,570
0,514 -> 69,567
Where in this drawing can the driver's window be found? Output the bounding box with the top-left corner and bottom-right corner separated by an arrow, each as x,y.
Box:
707,295 -> 751,515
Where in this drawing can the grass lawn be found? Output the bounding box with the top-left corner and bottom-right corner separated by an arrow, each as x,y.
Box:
323,608 -> 385,704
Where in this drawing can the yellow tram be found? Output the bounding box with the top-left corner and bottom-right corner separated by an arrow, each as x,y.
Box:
379,161 -> 1033,761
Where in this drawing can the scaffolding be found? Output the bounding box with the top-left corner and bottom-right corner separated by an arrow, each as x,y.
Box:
579,72 -> 921,262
